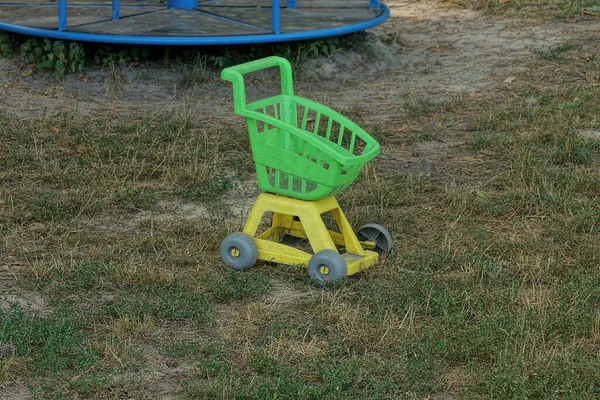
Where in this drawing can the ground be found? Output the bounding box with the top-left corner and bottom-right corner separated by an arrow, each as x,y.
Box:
1,0 -> 600,398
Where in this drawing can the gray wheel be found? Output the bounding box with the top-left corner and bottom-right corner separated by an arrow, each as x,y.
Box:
220,232 -> 258,271
356,223 -> 392,258
307,249 -> 347,288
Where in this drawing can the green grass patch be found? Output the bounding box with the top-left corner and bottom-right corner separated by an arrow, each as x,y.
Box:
1,20 -> 600,399
0,303 -> 100,374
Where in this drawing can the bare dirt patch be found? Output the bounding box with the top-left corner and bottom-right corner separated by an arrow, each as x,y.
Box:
0,257 -> 52,316
266,278 -> 312,306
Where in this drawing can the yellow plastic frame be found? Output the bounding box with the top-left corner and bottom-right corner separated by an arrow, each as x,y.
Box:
242,193 -> 379,276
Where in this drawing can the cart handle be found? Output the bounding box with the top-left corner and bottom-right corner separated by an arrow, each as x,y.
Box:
221,56 -> 295,115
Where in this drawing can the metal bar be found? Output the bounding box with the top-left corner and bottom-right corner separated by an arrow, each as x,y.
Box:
1,2 -> 155,7
58,0 -> 67,31
112,0 -> 119,20
271,0 -> 280,34
369,0 -> 380,10
168,0 -> 198,9
287,0 -> 297,8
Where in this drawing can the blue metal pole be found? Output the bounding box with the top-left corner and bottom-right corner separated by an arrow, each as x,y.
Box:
112,0 -> 120,20
369,0 -> 380,11
58,0 -> 67,31
287,0 -> 296,9
272,0 -> 280,34
167,0 -> 198,9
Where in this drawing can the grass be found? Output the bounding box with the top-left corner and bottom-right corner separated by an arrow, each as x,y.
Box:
1,3 -> 600,399
531,43 -> 577,61
442,0 -> 600,17
178,52 -> 212,89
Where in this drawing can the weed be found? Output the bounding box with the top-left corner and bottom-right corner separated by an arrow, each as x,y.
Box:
206,270 -> 272,303
105,313 -> 154,337
404,97 -> 435,118
0,303 -> 99,374
177,175 -> 233,201
106,281 -> 212,326
207,48 -> 235,69
94,45 -> 150,66
68,374 -> 108,395
0,353 -> 17,384
381,31 -> 401,45
30,193 -> 86,222
104,61 -> 123,95
113,186 -> 157,212
297,34 -> 368,60
179,52 -> 212,89
4,31 -> 371,79
551,133 -> 597,165
20,38 -> 85,79
531,43 -> 575,61
0,33 -> 13,59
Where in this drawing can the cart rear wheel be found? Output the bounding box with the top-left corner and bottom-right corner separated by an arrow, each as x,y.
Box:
357,223 -> 392,258
308,250 -> 347,287
220,232 -> 258,271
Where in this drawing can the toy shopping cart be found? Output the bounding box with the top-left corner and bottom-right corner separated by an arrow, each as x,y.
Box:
220,56 -> 391,287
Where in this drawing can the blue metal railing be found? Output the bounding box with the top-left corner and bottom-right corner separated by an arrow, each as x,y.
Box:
112,0 -> 120,20
42,0 -> 388,44
58,0 -> 67,30
271,0 -> 280,34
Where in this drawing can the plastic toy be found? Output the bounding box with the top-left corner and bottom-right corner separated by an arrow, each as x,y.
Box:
0,0 -> 389,46
220,56 -> 391,286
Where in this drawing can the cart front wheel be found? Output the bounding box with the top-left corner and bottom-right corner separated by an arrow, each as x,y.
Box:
308,250 -> 347,288
357,223 -> 392,258
220,232 -> 258,271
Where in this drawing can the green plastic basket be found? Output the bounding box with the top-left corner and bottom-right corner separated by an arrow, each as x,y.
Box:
222,56 -> 380,201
